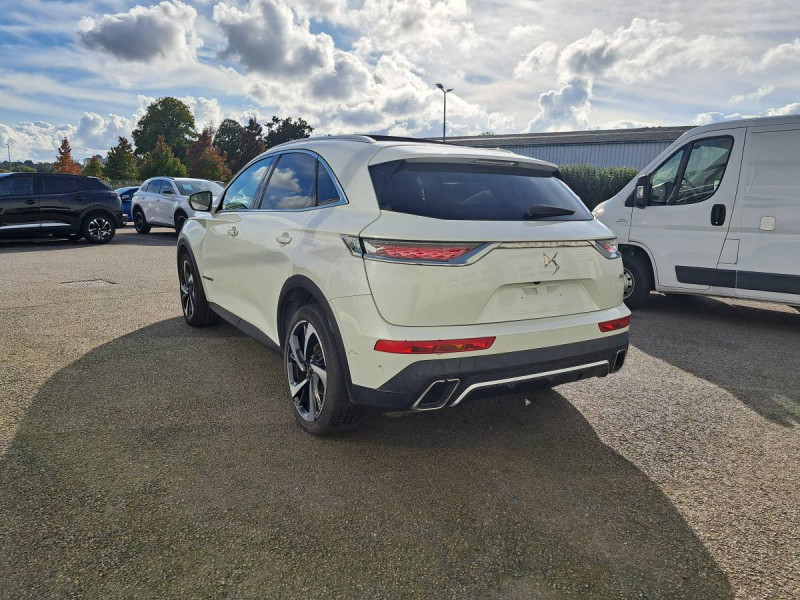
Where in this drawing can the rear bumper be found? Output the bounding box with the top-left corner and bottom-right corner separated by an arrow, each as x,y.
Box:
349,332 -> 628,411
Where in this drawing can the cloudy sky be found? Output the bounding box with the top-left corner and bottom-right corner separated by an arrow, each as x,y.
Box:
1,0 -> 799,161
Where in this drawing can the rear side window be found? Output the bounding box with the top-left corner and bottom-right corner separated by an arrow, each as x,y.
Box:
0,176 -> 34,197
81,178 -> 110,190
369,161 -> 592,221
43,177 -> 77,194
261,153 -> 316,210
159,180 -> 175,194
316,161 -> 342,205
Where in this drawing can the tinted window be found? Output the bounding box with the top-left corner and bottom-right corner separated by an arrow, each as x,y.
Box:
675,137 -> 733,204
82,178 -> 110,190
262,153 -> 316,210
317,162 -> 342,205
649,150 -> 685,205
142,180 -> 156,193
43,177 -> 77,194
159,180 -> 175,194
369,161 -> 592,221
0,176 -> 34,197
221,157 -> 274,211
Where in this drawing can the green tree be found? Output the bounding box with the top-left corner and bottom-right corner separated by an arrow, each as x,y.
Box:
105,137 -> 139,180
139,136 -> 188,179
54,138 -> 82,174
213,118 -> 246,172
132,97 -> 197,162
186,128 -> 232,182
263,116 -> 313,149
238,117 -> 266,168
82,155 -> 104,178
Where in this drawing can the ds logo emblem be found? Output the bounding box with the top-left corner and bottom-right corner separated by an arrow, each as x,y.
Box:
543,252 -> 560,274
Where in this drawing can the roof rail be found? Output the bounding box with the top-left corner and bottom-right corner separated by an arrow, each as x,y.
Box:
270,134 -> 452,149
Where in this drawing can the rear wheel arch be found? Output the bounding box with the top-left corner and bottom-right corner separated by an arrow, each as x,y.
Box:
620,244 -> 656,307
620,244 -> 656,285
277,276 -> 353,393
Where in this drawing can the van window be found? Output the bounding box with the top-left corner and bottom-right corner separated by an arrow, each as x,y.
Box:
675,137 -> 733,204
649,150 -> 685,205
369,161 -> 592,221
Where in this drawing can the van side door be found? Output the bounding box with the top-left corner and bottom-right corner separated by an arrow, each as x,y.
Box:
731,125 -> 800,302
628,129 -> 744,291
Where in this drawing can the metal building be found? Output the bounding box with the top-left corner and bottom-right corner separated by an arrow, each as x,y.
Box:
446,127 -> 693,169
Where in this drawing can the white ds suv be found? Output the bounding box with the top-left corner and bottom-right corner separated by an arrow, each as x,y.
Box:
177,136 -> 630,435
132,177 -> 223,234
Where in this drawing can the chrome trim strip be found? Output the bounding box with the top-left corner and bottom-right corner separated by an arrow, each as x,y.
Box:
498,240 -> 591,249
448,360 -> 610,407
0,223 -> 40,230
412,379 -> 460,411
362,241 -> 499,267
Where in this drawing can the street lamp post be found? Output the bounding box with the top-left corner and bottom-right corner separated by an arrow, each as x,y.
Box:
436,83 -> 453,142
4,143 -> 10,170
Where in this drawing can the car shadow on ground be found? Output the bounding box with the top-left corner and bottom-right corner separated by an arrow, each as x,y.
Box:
630,293 -> 800,426
0,228 -> 177,253
0,317 -> 732,599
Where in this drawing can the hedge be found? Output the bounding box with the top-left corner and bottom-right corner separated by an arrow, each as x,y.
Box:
560,164 -> 638,210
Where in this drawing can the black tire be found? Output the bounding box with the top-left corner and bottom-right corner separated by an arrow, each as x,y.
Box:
66,232 -> 82,242
133,208 -> 151,234
178,251 -> 219,327
81,212 -> 116,244
284,304 -> 362,435
175,211 -> 188,233
622,253 -> 653,309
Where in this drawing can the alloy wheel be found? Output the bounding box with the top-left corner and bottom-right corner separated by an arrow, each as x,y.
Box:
286,320 -> 327,422
87,217 -> 112,242
179,259 -> 195,320
622,267 -> 635,299
134,212 -> 144,231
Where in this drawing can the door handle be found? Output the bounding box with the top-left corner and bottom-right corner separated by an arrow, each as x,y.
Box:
711,204 -> 726,227
276,233 -> 292,245
74,195 -> 85,201
227,226 -> 238,237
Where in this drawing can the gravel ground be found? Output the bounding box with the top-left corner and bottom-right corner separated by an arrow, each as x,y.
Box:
0,228 -> 797,599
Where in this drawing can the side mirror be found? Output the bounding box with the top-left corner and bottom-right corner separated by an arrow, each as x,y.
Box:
188,190 -> 213,212
634,175 -> 651,208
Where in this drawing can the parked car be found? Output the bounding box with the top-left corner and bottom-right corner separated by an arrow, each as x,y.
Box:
593,115 -> 800,309
176,135 -> 629,435
0,172 -> 122,244
131,177 -> 223,234
115,186 -> 139,224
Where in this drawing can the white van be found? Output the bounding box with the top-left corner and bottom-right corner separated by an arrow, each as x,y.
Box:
593,115 -> 800,309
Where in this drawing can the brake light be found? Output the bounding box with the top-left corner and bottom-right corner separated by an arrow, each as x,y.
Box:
593,238 -> 620,259
598,316 -> 630,332
362,238 -> 479,262
374,337 -> 495,354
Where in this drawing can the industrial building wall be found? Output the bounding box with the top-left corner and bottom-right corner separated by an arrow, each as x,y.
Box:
501,141 -> 673,169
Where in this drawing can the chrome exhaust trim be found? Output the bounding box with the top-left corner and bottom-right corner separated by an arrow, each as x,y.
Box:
448,360 -> 610,408
612,349 -> 627,372
411,379 -> 460,411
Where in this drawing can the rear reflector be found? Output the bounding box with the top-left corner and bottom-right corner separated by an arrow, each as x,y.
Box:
374,336 -> 495,354
598,316 -> 630,332
362,238 -> 479,262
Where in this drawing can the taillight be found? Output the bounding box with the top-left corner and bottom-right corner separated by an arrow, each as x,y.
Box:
362,238 -> 479,263
374,337 -> 495,354
593,238 -> 620,259
598,316 -> 630,332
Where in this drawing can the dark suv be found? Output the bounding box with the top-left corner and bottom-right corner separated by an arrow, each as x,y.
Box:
0,173 -> 123,244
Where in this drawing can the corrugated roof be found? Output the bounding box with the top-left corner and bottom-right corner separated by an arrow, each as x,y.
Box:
443,126 -> 693,147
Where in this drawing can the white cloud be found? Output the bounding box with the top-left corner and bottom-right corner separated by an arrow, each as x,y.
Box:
525,78 -> 593,132
729,84 -> 774,104
695,101 -> 800,125
78,1 -> 200,64
514,42 -> 558,79
753,37 -> 800,70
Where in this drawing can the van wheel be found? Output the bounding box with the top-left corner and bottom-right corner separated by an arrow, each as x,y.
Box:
622,254 -> 653,309
82,212 -> 116,244
284,304 -> 362,435
133,209 -> 151,234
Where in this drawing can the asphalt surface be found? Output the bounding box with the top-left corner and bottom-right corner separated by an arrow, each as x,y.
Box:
0,228 -> 797,599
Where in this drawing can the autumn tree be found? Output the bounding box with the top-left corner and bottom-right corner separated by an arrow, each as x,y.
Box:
213,118 -> 246,172
54,138 -> 82,174
105,137 -> 139,180
82,155 -> 104,178
132,97 -> 197,163
139,136 -> 188,179
263,116 -> 313,149
238,117 -> 266,168
186,128 -> 232,182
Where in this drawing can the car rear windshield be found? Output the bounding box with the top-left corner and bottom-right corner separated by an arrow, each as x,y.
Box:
369,160 -> 593,221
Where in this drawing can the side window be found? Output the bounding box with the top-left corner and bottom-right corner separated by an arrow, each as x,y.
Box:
316,161 -> 343,206
649,149 -> 684,205
43,177 -> 77,195
261,153 -> 316,210
0,177 -> 34,197
142,180 -> 155,193
675,137 -> 733,205
160,180 -> 175,195
221,157 -> 274,211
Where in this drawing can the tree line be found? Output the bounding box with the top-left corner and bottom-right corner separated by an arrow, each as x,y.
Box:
29,97 -> 314,183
